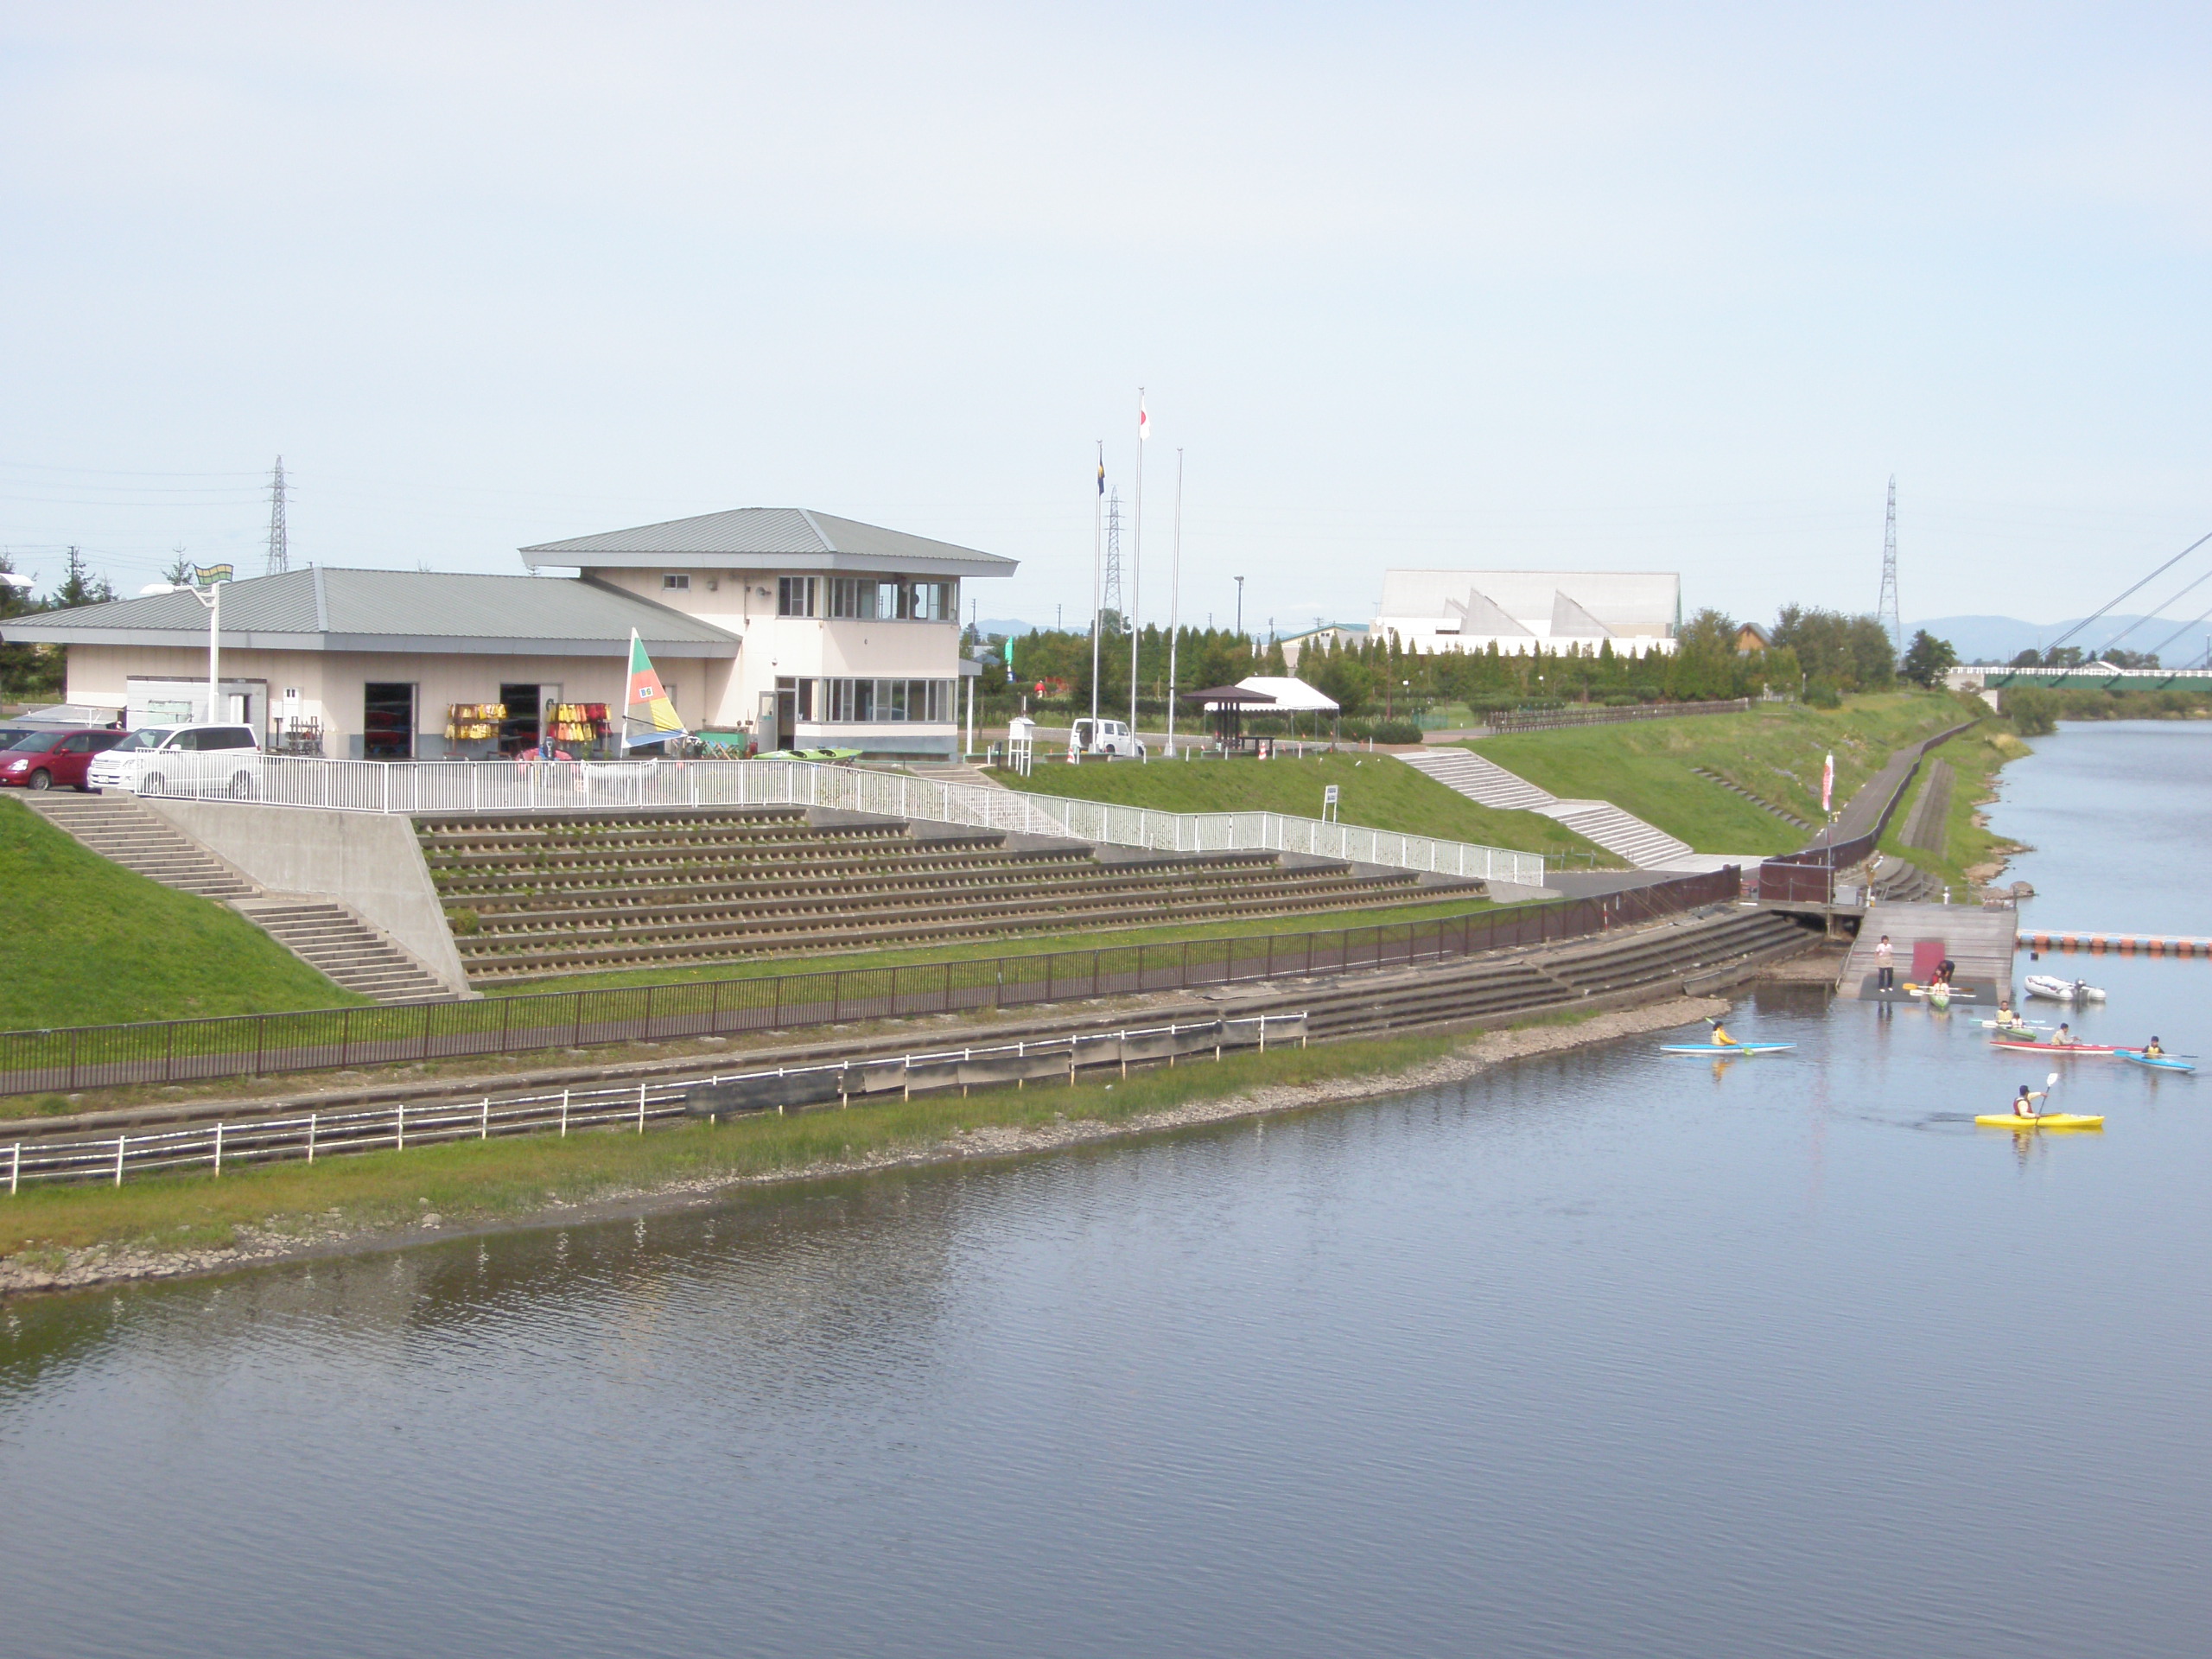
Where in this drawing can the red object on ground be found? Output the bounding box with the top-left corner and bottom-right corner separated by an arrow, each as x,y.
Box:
1912,939 -> 1947,982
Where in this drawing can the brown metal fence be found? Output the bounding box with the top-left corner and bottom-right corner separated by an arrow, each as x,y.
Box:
0,869 -> 1740,1098
1755,720 -> 1980,904
1481,698 -> 1752,734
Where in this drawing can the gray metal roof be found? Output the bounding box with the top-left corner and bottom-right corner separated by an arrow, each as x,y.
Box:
0,568 -> 741,658
518,507 -> 1018,578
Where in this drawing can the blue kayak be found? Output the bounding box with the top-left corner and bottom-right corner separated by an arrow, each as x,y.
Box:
2119,1049 -> 2196,1074
1659,1042 -> 1796,1057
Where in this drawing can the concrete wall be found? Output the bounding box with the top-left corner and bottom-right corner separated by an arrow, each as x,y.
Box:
143,798 -> 473,996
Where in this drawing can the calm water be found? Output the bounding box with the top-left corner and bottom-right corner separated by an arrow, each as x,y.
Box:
3,722 -> 2209,1658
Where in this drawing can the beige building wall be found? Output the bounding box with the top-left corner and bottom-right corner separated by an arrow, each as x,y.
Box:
67,644 -> 734,758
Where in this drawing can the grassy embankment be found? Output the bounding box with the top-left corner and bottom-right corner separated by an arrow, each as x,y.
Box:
0,797 -> 364,1030
988,747 -> 1610,861
0,1030 -> 1464,1262
1877,721 -> 2033,892
1468,691 -> 1971,855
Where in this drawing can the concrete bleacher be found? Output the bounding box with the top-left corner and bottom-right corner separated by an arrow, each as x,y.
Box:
417,805 -> 1486,982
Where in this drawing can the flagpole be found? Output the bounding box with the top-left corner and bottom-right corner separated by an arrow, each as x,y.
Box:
1090,442 -> 1103,730
1166,447 -> 1184,757
1129,388 -> 1146,746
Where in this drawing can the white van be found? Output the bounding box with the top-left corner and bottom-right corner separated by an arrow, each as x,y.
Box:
88,723 -> 264,798
1069,717 -> 1146,760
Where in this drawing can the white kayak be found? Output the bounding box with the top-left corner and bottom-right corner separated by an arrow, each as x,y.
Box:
2024,974 -> 2107,1004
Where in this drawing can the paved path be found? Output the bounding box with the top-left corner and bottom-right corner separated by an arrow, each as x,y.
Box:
1837,899 -> 2015,1003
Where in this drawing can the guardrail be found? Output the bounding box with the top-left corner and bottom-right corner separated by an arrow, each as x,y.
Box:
1,1014 -> 1304,1190
0,869 -> 1738,1098
112,753 -> 1547,887
1483,698 -> 1751,734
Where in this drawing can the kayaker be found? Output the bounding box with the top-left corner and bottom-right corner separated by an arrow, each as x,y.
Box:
2013,1085 -> 2045,1118
2052,1024 -> 2076,1046
1874,934 -> 1894,993
2145,1037 -> 2165,1058
1707,1018 -> 1740,1048
1995,1000 -> 2020,1027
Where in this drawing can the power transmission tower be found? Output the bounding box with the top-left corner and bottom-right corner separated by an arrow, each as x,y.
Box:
265,455 -> 290,575
1877,474 -> 1901,658
1102,488 -> 1124,624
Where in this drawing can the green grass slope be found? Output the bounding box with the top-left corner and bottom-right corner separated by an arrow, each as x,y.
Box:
0,798 -> 365,1030
987,750 -> 1610,861
1469,692 -> 1971,855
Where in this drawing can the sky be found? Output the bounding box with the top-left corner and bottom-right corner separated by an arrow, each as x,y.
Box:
3,3 -> 2209,638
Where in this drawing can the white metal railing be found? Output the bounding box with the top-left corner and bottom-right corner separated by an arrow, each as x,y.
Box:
123,753 -> 1548,885
3,1014 -> 1304,1190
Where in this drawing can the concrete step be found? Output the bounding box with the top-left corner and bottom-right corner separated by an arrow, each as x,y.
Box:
234,899 -> 457,1002
1546,803 -> 1697,869
21,794 -> 261,897
1399,748 -> 1557,811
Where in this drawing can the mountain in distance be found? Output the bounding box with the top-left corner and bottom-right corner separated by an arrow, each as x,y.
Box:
1910,614 -> 2209,665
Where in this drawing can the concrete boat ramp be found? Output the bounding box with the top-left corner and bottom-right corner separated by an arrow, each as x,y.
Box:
1837,902 -> 2016,1004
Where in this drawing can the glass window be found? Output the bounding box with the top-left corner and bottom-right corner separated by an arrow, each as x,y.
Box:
111,728 -> 169,753
9,733 -> 65,753
663,573 -> 690,591
778,576 -> 817,617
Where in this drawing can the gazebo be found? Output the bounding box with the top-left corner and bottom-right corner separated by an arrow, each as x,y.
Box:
1233,676 -> 1339,741
1182,684 -> 1276,752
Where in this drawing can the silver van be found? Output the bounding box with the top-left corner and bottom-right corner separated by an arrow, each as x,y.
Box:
87,724 -> 264,797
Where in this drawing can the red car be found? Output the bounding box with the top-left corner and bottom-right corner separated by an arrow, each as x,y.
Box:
0,728 -> 127,791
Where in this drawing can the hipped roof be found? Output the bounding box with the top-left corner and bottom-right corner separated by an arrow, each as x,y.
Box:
520,507 -> 1017,579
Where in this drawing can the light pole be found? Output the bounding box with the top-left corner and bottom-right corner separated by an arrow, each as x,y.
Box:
1235,575 -> 1245,640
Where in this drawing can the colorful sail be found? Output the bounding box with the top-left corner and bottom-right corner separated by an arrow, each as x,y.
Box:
623,629 -> 687,747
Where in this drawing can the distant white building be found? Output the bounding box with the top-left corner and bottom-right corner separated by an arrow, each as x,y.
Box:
1277,623 -> 1369,671
1371,569 -> 1680,657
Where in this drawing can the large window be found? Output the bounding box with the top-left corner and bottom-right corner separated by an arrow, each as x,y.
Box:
363,683 -> 416,760
825,577 -> 957,621
820,678 -> 953,723
777,576 -> 818,617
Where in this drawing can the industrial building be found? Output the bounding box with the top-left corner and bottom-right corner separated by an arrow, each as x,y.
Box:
1370,569 -> 1680,656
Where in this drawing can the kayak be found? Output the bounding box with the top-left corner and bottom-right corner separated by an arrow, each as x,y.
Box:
2024,975 -> 2107,1003
1977,1018 -> 2048,1032
2119,1050 -> 2197,1074
1659,1042 -> 1796,1057
1974,1113 -> 2106,1130
1990,1039 -> 2120,1056
1905,982 -> 1977,1000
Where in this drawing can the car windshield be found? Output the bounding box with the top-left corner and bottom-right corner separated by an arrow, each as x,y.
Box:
108,729 -> 173,753
3,733 -> 67,753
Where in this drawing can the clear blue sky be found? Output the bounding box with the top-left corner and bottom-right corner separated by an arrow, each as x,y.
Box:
3,3 -> 2207,635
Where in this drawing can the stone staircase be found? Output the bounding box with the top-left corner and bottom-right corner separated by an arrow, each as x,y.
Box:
1690,767 -> 1815,832
22,793 -> 459,1003
1400,747 -> 1698,869
22,792 -> 257,899
233,899 -> 457,1003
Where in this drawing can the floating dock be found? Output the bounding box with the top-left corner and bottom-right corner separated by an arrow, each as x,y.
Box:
2018,931 -> 2212,958
1838,901 -> 2015,1002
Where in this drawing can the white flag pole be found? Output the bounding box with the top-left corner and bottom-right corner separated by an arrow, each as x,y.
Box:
1090,442 -> 1104,729
1166,447 -> 1184,756
1129,389 -> 1147,745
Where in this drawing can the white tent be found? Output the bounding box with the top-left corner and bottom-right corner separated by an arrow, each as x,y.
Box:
1232,676 -> 1338,713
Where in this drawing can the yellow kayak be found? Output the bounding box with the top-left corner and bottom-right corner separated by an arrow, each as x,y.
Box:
1974,1113 -> 2105,1131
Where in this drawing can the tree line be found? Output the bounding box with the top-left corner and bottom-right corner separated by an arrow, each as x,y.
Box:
0,547 -> 121,701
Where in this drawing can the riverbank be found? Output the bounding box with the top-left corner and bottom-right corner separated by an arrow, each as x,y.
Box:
0,995 -> 1725,1298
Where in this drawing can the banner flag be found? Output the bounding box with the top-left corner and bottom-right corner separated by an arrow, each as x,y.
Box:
623,629 -> 688,747
1821,752 -> 1834,815
193,563 -> 234,587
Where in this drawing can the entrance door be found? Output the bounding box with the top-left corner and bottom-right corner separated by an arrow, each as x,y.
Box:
363,683 -> 416,760
499,683 -> 541,755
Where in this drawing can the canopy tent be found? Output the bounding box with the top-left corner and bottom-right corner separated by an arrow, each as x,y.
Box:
1181,684 -> 1275,752
1233,676 -> 1338,714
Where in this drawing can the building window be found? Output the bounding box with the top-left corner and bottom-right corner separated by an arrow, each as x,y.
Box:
663,573 -> 690,591
818,678 -> 954,722
824,576 -> 958,621
363,683 -> 416,760
778,575 -> 818,617
775,676 -> 816,721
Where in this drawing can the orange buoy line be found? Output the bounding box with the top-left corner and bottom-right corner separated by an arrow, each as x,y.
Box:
2017,931 -> 2212,957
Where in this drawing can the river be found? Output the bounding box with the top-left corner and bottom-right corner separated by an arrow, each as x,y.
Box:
3,721 -> 2209,1657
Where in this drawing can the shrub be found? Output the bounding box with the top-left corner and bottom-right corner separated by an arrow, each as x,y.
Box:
1803,678 -> 1842,709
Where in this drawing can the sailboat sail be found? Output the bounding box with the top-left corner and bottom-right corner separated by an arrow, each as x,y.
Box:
622,630 -> 689,747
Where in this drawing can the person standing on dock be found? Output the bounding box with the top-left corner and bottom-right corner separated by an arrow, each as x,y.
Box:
1874,934 -> 1894,993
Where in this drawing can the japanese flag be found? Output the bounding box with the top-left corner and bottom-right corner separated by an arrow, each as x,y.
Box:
1137,394 -> 1150,442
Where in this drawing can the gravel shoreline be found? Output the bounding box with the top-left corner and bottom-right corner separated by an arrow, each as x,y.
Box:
0,995 -> 1726,1298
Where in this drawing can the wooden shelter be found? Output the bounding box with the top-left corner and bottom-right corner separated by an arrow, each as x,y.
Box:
1182,684 -> 1276,752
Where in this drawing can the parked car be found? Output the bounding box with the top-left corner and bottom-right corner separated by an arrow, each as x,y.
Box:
0,728 -> 127,791
86,724 -> 264,798
1068,716 -> 1147,760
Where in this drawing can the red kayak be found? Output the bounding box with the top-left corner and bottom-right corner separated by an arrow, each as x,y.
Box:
1989,1039 -> 2120,1056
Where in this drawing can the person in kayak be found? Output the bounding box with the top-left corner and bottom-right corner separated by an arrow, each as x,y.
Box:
2013,1084 -> 2046,1118
2145,1037 -> 2165,1058
1995,1000 -> 2022,1027
2052,1024 -> 2077,1046
1707,1018 -> 1740,1047
1874,934 -> 1894,993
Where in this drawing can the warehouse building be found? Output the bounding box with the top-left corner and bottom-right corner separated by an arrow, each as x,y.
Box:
1370,569 -> 1680,656
1,507 -> 1014,759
